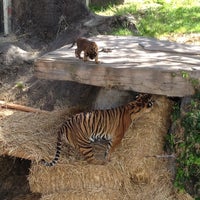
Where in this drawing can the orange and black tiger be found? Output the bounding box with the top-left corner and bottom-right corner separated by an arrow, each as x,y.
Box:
40,94 -> 154,166
69,37 -> 99,64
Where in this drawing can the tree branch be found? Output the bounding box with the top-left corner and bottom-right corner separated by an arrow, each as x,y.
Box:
0,100 -> 48,113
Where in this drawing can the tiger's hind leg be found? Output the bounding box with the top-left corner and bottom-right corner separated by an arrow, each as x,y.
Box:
78,141 -> 107,165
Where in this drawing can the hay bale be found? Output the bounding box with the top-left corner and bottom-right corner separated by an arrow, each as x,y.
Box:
40,190 -> 121,200
28,96 -> 177,199
1,95 -> 191,199
175,191 -> 194,200
0,107 -> 84,161
12,193 -> 41,200
116,95 -> 172,174
29,163 -> 124,195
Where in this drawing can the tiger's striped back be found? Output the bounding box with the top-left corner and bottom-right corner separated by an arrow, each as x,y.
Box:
40,93 -> 154,166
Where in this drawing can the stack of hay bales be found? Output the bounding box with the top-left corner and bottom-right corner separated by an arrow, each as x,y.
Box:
0,96 -> 194,200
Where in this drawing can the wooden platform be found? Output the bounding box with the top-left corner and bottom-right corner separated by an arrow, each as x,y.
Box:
34,35 -> 200,97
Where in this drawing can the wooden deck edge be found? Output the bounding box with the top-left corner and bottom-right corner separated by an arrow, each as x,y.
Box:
34,59 -> 199,97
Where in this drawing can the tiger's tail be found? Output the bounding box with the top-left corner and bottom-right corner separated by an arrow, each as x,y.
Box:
40,131 -> 62,167
68,40 -> 76,49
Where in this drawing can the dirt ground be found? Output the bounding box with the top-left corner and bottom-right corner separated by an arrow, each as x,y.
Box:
0,35 -> 101,109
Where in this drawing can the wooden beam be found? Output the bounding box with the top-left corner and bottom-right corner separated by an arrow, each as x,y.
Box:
35,59 -> 199,97
34,35 -> 200,97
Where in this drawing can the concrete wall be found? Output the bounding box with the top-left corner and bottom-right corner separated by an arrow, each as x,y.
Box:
93,88 -> 135,110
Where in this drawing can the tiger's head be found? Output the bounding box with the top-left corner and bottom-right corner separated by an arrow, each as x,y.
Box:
126,93 -> 154,120
86,48 -> 98,60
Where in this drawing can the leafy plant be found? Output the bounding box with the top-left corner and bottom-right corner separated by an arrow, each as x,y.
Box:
167,93 -> 200,198
90,0 -> 200,37
15,82 -> 25,90
110,27 -> 134,36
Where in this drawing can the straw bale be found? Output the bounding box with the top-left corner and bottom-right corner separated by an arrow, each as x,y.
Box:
1,95 -> 188,199
29,163 -> 124,195
175,191 -> 194,200
12,193 -> 41,200
0,107 -> 84,161
27,95 -> 180,200
40,190 -> 121,200
109,95 -> 173,177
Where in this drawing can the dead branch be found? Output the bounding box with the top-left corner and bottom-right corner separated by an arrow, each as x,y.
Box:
0,100 -> 48,113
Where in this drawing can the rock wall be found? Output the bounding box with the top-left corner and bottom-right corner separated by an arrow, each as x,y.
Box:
11,0 -> 90,40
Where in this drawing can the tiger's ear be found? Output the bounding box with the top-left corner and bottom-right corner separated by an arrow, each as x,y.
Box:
135,94 -> 141,100
136,94 -> 152,100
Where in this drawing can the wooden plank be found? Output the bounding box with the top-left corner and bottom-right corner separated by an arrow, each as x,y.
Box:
34,35 -> 200,97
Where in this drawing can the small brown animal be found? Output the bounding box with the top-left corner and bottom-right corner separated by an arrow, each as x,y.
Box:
70,37 -> 99,64
40,94 -> 154,166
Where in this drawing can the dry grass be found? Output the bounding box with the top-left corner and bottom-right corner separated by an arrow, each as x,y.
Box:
40,190 -> 121,200
0,96 -> 194,199
0,107 -> 84,161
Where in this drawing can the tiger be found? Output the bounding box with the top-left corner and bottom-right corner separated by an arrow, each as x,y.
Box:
69,37 -> 99,64
40,93 -> 154,166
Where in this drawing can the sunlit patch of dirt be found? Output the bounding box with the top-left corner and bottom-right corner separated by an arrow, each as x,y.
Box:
159,33 -> 200,45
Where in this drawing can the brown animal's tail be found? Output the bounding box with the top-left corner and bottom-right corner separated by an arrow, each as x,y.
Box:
68,40 -> 76,49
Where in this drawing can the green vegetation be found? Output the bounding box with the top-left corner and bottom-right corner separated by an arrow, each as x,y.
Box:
167,93 -> 200,199
111,27 -> 133,35
90,0 -> 200,37
15,81 -> 24,90
180,71 -> 199,90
